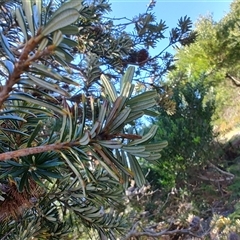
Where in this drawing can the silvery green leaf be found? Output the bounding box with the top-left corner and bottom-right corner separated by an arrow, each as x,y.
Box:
8,92 -> 67,115
55,50 -> 66,60
31,62 -> 63,81
15,7 -> 28,41
42,9 -> 79,36
52,30 -> 63,46
22,0 -> 34,36
52,0 -> 83,18
128,125 -> 158,146
0,115 -> 26,122
60,25 -> 79,35
1,60 -> 14,75
120,66 -> 135,98
127,153 -> 146,187
101,74 -> 118,102
61,38 -> 78,48
27,73 -> 69,97
127,91 -> 157,105
38,38 -> 48,51
0,32 -> 15,62
55,47 -> 74,62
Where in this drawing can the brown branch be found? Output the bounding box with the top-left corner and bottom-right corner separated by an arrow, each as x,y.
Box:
198,162 -> 235,182
208,162 -> 234,177
198,175 -> 234,182
0,141 -> 77,161
121,222 -> 204,240
226,73 -> 240,86
0,34 -> 44,107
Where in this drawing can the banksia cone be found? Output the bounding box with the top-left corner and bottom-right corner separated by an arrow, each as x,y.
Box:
123,49 -> 149,67
137,49 -> 149,64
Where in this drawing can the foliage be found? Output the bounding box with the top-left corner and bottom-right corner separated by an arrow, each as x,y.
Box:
211,214 -> 240,239
168,0 -> 240,134
0,0 -> 197,239
144,78 -> 215,190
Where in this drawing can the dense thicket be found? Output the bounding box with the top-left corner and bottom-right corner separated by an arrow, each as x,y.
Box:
169,0 -> 240,133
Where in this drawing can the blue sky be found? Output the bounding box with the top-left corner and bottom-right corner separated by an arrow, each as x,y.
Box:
108,0 -> 232,55
109,0 -> 231,26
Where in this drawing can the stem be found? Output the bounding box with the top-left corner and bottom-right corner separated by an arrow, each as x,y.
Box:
0,35 -> 43,107
0,141 -> 76,161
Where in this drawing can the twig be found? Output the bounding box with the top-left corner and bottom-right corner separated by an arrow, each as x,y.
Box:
0,141 -> 77,161
208,162 -> 234,178
226,73 -> 240,86
121,224 -> 203,240
0,34 -> 44,107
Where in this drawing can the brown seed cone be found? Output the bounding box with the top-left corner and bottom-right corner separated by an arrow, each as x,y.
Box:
0,180 -> 42,222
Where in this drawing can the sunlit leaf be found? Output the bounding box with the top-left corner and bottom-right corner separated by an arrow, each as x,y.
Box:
98,140 -> 122,149
129,99 -> 156,112
127,153 -> 146,187
126,111 -> 144,123
55,47 -> 74,62
15,7 -> 28,41
27,74 -> 69,97
101,74 -> 118,102
60,25 -> 79,35
52,30 -> 63,46
0,31 -> 15,62
42,9 -> 80,36
120,66 -> 135,98
127,91 -> 157,105
51,0 -> 82,18
31,62 -> 64,81
128,125 -> 158,145
8,92 -> 67,116
22,0 -> 34,36
108,107 -> 131,132
38,38 -> 48,51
